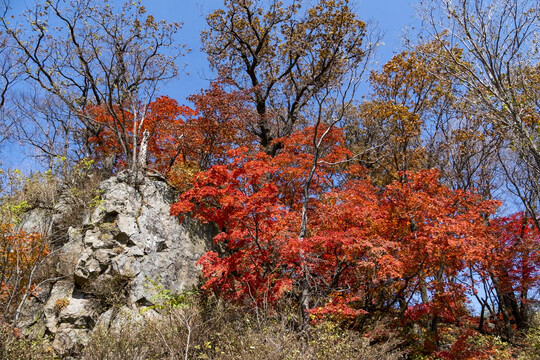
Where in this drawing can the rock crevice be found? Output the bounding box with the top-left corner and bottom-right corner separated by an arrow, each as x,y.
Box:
17,170 -> 215,357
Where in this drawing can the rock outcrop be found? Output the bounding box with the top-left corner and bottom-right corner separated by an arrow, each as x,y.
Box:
17,171 -> 214,357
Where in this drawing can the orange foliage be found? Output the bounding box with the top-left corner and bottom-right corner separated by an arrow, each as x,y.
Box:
172,120 -> 499,325
0,224 -> 48,317
87,81 -> 255,190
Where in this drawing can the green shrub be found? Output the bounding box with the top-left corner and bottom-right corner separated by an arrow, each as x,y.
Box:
518,313 -> 540,360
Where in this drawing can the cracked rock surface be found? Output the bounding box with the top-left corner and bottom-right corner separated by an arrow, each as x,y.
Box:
17,170 -> 215,357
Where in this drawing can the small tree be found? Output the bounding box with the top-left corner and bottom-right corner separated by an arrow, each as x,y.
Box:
0,224 -> 48,324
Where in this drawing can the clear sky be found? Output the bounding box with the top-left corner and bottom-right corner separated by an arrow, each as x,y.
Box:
141,0 -> 419,103
5,0 -> 418,106
2,0 -> 418,169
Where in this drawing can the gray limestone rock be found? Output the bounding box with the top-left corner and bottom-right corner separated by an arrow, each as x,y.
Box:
18,208 -> 52,235
58,298 -> 100,327
17,170 -> 215,357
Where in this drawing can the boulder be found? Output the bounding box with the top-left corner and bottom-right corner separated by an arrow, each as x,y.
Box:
17,170 -> 215,357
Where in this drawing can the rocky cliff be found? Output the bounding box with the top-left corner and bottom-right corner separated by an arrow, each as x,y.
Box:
16,171 -> 214,357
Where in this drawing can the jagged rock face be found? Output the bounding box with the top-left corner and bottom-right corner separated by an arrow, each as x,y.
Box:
18,171 -> 215,357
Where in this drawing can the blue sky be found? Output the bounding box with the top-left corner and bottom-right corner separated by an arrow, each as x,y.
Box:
5,0 -> 418,106
2,0 -> 418,168
142,0 -> 418,103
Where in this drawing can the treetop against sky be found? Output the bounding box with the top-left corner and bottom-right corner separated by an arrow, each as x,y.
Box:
147,0 -> 416,102
5,0 -> 416,104
1,0 -> 417,169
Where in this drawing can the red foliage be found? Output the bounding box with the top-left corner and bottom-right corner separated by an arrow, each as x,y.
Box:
87,81 -> 256,190
172,148 -> 292,303
435,328 -> 503,360
183,80 -> 257,169
172,124 -> 499,322
87,96 -> 194,172
487,212 -> 540,297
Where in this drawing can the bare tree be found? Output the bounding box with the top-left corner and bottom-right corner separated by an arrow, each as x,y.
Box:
0,2 -> 23,148
1,0 -> 184,176
420,0 -> 540,217
5,88 -> 85,176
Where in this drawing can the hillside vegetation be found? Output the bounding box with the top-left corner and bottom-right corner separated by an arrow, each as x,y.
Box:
0,0 -> 539,358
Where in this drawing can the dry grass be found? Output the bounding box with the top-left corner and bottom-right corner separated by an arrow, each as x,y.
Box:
82,273 -> 134,310
0,323 -> 55,360
82,296 -> 404,360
